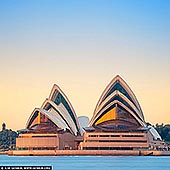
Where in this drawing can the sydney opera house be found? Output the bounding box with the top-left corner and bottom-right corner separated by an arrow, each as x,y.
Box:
17,84 -> 82,150
16,75 -> 164,152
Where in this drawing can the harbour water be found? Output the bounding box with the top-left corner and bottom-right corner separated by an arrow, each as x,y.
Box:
0,155 -> 170,170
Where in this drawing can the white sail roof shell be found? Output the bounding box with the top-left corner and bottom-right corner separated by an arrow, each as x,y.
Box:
89,75 -> 146,127
26,84 -> 81,136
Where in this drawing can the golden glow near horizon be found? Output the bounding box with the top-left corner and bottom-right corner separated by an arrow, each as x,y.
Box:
0,1 -> 170,130
1,72 -> 170,131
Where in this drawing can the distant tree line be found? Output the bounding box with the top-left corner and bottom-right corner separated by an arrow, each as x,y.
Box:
154,123 -> 170,143
0,123 -> 18,151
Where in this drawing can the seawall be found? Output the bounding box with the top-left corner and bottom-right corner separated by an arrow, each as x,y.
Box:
0,151 -> 8,155
8,150 -> 170,156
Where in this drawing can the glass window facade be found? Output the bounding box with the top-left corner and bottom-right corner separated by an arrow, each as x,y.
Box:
98,95 -> 143,122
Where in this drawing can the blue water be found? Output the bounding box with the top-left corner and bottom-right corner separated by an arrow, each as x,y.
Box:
0,155 -> 170,170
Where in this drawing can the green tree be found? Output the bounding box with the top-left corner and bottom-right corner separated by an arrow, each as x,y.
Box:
155,123 -> 170,143
0,125 -> 18,151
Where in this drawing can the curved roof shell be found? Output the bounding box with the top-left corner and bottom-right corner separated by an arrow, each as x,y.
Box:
89,75 -> 146,128
26,84 -> 81,136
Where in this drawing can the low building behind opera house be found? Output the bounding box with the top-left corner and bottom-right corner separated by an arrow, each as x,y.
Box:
16,75 -> 165,151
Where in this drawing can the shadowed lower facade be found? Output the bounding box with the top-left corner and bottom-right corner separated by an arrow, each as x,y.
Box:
16,75 -> 165,152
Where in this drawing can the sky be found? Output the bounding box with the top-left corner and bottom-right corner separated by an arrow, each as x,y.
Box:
0,0 -> 170,130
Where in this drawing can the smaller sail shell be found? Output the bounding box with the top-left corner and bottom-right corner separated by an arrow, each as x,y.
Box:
26,84 -> 81,136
